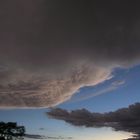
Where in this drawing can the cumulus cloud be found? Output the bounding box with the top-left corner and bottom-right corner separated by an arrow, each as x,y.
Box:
47,103 -> 140,139
0,0 -> 140,108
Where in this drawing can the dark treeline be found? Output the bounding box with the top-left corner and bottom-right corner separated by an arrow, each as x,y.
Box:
0,122 -> 47,140
0,122 -> 25,140
47,103 -> 140,140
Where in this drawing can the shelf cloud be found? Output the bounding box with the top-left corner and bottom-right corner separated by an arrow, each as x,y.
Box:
0,0 -> 140,108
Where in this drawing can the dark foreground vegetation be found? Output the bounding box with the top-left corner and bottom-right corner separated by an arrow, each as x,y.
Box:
0,122 -> 25,140
47,102 -> 140,140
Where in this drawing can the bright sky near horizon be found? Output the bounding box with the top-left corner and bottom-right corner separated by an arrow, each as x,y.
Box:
0,65 -> 140,140
1,1 -> 140,140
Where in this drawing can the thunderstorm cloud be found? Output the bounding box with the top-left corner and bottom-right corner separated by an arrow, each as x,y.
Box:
0,0 -> 140,108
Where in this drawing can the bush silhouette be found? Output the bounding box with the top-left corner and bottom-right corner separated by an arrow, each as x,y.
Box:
0,122 -> 25,140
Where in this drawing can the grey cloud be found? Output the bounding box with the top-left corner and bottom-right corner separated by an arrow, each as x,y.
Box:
47,108 -> 103,127
45,136 -> 73,140
47,103 -> 140,140
25,134 -> 46,139
0,65 -> 111,108
25,134 -> 73,140
0,0 -> 140,108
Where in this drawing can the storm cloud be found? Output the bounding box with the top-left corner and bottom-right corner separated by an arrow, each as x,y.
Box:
47,103 -> 140,139
0,0 -> 140,108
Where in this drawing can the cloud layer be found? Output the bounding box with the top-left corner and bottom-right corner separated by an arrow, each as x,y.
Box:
47,103 -> 140,140
0,0 -> 140,107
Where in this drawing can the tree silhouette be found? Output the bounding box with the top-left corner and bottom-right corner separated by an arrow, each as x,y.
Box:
0,122 -> 25,140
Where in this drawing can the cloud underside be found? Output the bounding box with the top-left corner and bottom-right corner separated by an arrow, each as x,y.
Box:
0,64 -> 112,108
47,103 -> 140,140
0,1 -> 140,108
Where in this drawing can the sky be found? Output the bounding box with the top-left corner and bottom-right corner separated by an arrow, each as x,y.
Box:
0,1 -> 140,140
0,64 -> 140,140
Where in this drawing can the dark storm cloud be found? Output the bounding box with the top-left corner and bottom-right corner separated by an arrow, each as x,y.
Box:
0,0 -> 140,108
47,103 -> 140,139
47,103 -> 140,128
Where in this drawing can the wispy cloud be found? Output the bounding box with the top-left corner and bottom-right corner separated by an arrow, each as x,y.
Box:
25,134 -> 73,140
70,80 -> 125,103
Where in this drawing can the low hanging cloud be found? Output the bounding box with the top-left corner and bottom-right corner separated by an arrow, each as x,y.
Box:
0,0 -> 140,108
47,103 -> 140,140
25,134 -> 73,140
25,134 -> 46,139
